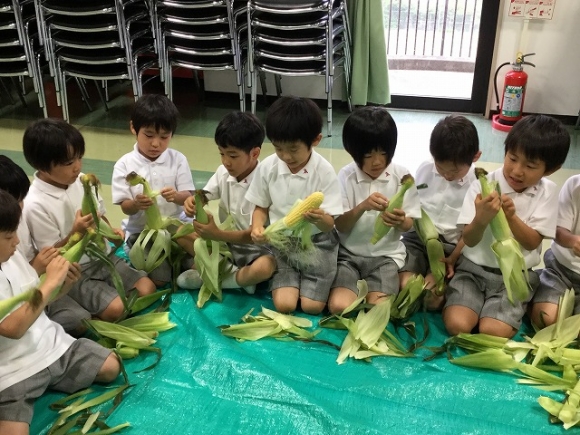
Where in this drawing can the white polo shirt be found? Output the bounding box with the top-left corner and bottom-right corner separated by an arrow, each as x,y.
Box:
458,168 -> 558,269
336,161 -> 421,266
24,174 -> 106,264
204,164 -> 257,231
415,160 -> 477,244
16,218 -> 36,262
112,145 -> 195,237
551,175 -> 580,274
245,150 -> 343,235
0,250 -> 74,393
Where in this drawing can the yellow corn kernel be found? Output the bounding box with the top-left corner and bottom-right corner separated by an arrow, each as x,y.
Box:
283,192 -> 324,229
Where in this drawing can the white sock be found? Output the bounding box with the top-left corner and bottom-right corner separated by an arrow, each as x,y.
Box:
177,269 -> 203,289
221,270 -> 256,295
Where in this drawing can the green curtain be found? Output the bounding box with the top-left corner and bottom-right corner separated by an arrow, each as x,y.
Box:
346,0 -> 391,106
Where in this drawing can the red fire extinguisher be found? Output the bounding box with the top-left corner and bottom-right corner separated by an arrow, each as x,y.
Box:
492,52 -> 535,132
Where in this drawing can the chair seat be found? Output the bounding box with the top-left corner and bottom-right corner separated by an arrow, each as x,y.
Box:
52,30 -> 123,49
166,35 -> 232,51
0,60 -> 29,75
253,22 -> 344,45
252,0 -> 334,9
255,53 -> 344,74
170,51 -> 236,68
60,61 -> 130,79
57,47 -> 127,64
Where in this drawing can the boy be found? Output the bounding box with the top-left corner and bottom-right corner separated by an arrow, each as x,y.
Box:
112,94 -> 195,286
400,115 -> 481,310
0,190 -> 120,435
0,155 -> 59,274
530,174 -> 580,326
444,115 -> 570,338
247,96 -> 343,314
22,119 -> 156,336
328,107 -> 421,314
177,111 -> 276,293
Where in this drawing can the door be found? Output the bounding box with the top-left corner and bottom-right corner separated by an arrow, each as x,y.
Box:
383,0 -> 500,113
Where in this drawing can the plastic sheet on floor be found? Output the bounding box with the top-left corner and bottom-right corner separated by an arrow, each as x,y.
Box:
31,290 -> 564,435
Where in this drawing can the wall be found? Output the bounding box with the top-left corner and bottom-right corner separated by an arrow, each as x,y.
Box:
487,0 -> 580,117
204,0 -> 579,117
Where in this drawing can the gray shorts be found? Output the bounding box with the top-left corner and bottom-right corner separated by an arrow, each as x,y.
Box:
229,242 -> 272,268
533,249 -> 580,313
400,230 -> 455,274
127,233 -> 192,283
445,257 -> 539,329
270,231 -> 339,302
0,338 -> 111,424
331,245 -> 399,296
48,254 -> 146,332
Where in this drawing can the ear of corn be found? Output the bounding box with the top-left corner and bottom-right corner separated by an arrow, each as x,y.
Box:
262,192 -> 325,269
194,189 -> 209,224
391,274 -> 426,320
476,168 -> 530,304
414,208 -> 446,295
0,287 -> 43,320
125,171 -> 163,230
370,174 -> 415,245
80,173 -> 121,241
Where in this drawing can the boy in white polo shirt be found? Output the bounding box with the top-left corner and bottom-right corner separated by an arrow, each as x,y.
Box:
0,190 -> 120,435
400,115 -> 481,310
177,111 -> 276,293
247,96 -> 343,314
328,107 -> 421,314
112,94 -> 195,286
530,174 -> 580,326
444,115 -> 570,338
22,119 -> 156,336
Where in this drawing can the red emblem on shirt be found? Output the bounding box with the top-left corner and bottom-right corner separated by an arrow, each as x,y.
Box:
303,169 -> 308,174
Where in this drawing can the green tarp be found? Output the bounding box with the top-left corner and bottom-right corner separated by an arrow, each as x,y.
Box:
31,290 -> 566,435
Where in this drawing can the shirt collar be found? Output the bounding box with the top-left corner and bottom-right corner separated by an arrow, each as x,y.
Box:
33,172 -> 74,198
277,151 -> 316,178
226,162 -> 258,187
355,163 -> 392,183
497,171 -> 539,196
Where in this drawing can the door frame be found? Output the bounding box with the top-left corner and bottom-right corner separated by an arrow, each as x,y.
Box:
387,1 -> 501,114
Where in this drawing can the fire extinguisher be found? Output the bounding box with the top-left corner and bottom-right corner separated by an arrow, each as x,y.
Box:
492,52 -> 535,131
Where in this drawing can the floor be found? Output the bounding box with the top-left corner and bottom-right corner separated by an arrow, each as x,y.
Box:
0,77 -> 578,256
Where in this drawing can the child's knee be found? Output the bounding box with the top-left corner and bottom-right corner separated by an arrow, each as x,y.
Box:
479,318 -> 516,338
99,297 -> 124,321
97,353 -> 121,383
135,277 -> 156,295
300,298 -> 325,315
274,298 -> 298,314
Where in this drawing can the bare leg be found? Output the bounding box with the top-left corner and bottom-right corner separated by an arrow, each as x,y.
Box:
443,305 -> 479,336
272,287 -> 299,313
327,286 -> 357,314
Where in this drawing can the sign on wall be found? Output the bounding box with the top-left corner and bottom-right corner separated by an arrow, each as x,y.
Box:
508,0 -> 556,19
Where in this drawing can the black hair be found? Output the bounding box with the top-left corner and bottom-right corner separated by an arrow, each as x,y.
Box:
342,106 -> 398,168
504,114 -> 570,173
23,118 -> 85,172
265,96 -> 322,147
131,94 -> 179,135
215,111 -> 265,153
0,155 -> 30,202
429,115 -> 480,166
0,189 -> 22,233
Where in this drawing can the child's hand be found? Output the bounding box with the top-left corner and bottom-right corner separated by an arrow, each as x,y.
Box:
501,195 -> 516,220
160,187 -> 177,203
362,192 -> 388,212
72,209 -> 94,234
251,226 -> 267,244
44,256 -> 70,293
381,208 -> 406,228
443,254 -> 459,279
184,196 -> 196,217
60,262 -> 82,296
193,214 -> 221,241
474,192 -> 500,226
134,193 -> 154,210
304,208 -> 327,225
31,246 -> 59,275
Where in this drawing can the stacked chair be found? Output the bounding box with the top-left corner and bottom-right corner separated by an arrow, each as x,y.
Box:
246,0 -> 352,136
36,0 -> 158,121
0,0 -> 47,116
154,0 -> 247,111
